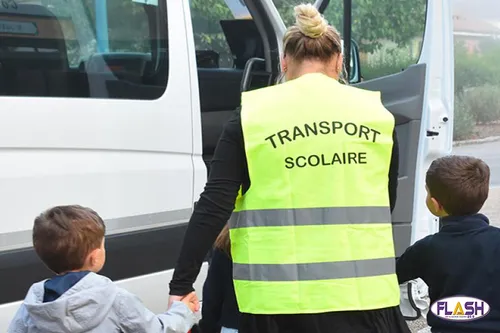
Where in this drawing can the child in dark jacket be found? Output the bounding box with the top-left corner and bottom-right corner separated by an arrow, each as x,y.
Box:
196,224 -> 240,333
397,155 -> 500,333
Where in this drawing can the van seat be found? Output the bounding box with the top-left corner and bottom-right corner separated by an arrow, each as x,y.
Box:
0,4 -> 70,96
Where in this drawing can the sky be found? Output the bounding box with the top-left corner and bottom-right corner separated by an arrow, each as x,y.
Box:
453,0 -> 500,21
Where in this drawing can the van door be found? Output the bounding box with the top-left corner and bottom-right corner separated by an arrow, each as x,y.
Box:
187,0 -> 282,199
266,0 -> 454,256
351,0 -> 454,318
356,0 -> 454,253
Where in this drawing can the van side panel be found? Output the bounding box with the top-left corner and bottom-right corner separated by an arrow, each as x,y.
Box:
0,0 -> 199,330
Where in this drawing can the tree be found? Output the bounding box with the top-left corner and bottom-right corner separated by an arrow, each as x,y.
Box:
190,0 -> 426,54
323,0 -> 426,52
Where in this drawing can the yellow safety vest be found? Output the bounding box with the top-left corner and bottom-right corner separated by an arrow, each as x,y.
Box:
229,73 -> 400,315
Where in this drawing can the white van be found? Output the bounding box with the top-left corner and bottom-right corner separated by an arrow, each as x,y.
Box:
0,0 -> 453,329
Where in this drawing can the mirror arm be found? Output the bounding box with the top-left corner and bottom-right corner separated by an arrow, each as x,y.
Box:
343,0 -> 352,80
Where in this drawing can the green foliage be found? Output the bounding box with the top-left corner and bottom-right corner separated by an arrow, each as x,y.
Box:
453,83 -> 500,140
360,42 -> 415,80
454,40 -> 500,95
453,93 -> 476,141
356,38 -> 500,140
272,0 -> 426,53
271,0 -> 302,26
452,39 -> 500,139
189,0 -> 235,66
326,0 -> 426,53
189,0 -> 427,62
461,85 -> 500,124
190,0 -> 232,49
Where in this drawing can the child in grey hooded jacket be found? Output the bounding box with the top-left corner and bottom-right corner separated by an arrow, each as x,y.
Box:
8,205 -> 197,333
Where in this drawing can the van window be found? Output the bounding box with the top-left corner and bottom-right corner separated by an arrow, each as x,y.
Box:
0,0 -> 168,100
273,0 -> 427,81
190,0 -> 253,68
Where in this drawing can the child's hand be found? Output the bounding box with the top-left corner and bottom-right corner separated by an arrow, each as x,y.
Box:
180,292 -> 199,312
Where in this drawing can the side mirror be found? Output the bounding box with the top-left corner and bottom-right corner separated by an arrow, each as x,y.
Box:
341,38 -> 361,84
348,39 -> 361,84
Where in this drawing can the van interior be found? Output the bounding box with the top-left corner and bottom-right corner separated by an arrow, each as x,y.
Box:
197,18 -> 275,172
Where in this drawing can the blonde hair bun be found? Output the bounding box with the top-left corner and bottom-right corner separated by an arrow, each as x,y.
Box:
294,3 -> 328,39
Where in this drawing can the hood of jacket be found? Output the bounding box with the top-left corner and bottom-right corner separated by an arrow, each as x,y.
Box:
22,272 -> 118,333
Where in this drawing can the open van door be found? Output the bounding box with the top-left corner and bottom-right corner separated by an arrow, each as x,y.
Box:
355,0 -> 454,254
263,0 -> 454,319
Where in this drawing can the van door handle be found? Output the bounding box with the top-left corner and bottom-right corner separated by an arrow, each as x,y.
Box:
426,130 -> 439,137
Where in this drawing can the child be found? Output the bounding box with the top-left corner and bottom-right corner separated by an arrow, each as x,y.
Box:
396,155 -> 500,333
8,205 -> 197,333
196,224 -> 240,333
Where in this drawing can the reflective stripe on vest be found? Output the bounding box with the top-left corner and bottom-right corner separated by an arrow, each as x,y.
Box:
233,257 -> 395,281
231,73 -> 400,314
229,206 -> 391,228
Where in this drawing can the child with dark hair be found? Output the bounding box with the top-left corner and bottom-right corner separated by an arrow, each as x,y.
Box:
196,224 -> 240,333
8,205 -> 197,333
397,155 -> 500,333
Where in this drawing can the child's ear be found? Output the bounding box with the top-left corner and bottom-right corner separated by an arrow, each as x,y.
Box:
86,248 -> 100,267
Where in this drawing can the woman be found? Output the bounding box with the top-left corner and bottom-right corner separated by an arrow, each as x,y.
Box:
170,4 -> 408,333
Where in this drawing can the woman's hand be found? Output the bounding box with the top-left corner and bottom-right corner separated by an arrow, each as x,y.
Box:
169,293 -> 200,312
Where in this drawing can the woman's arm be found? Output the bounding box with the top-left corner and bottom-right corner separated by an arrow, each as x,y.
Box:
169,111 -> 246,296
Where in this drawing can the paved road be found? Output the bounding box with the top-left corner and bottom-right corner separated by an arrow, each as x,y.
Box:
453,140 -> 500,187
